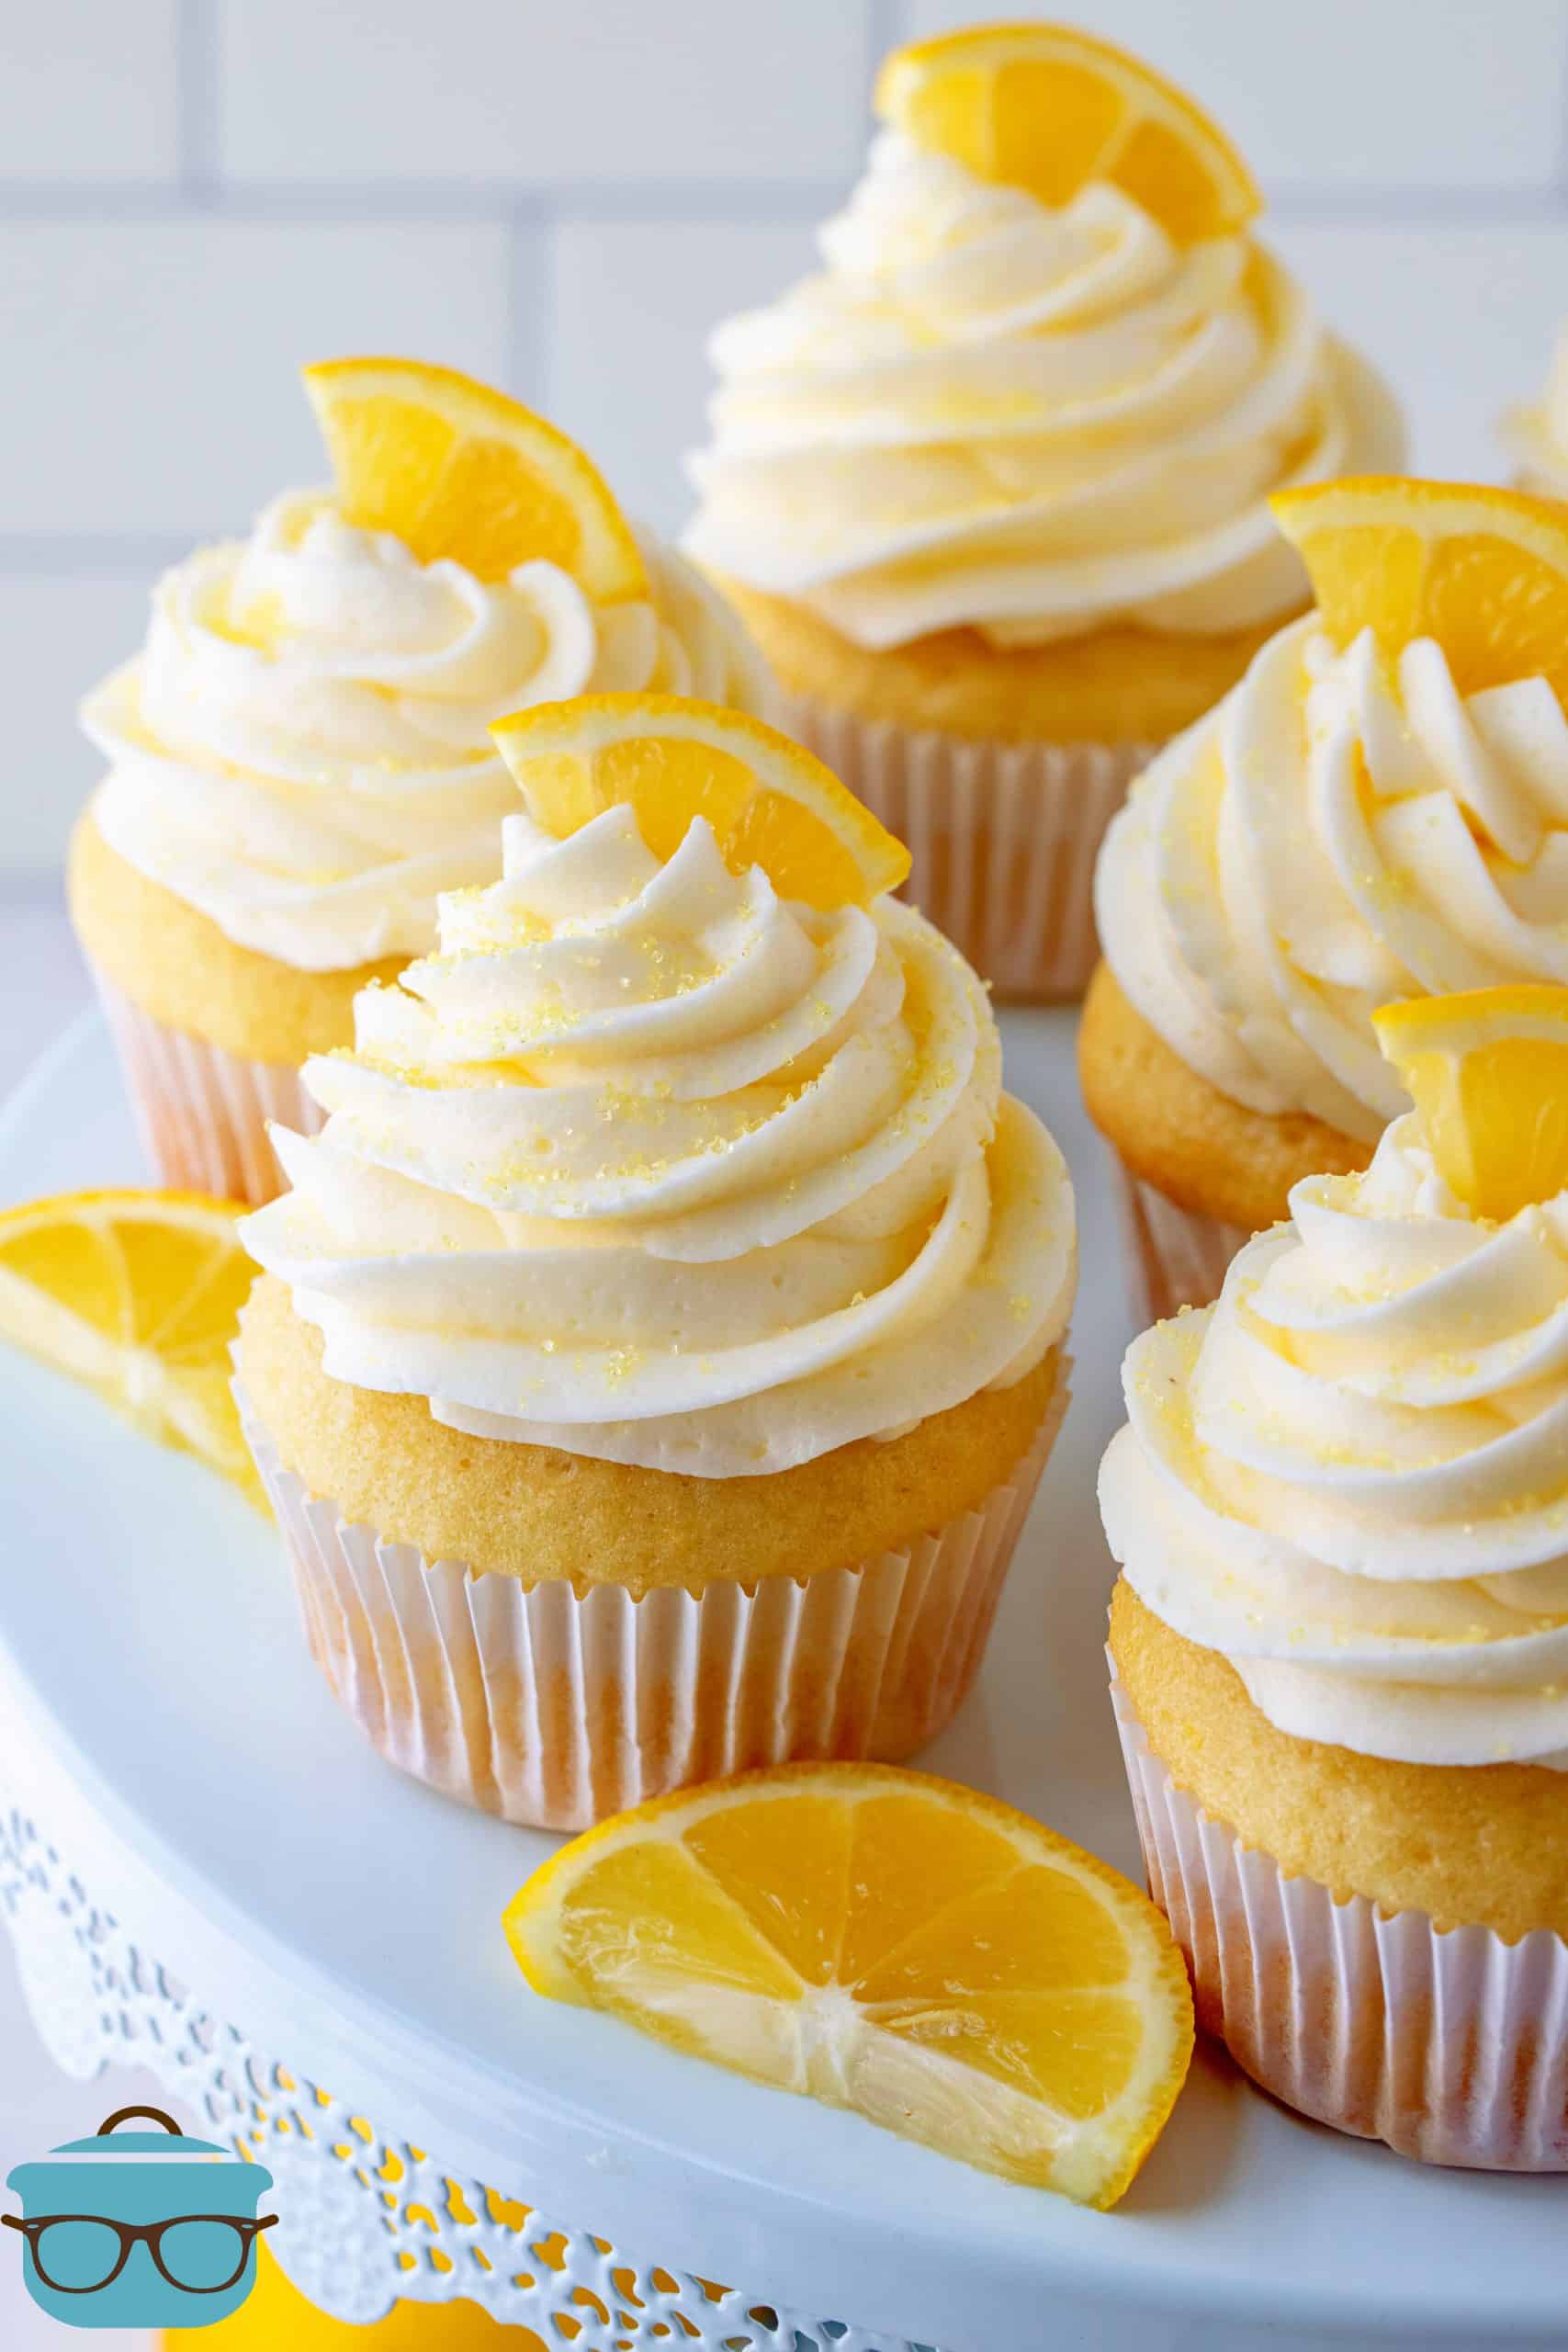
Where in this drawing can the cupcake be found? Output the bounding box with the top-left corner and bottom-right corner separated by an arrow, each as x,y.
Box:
683,20 -> 1400,1001
1100,985 -> 1568,2168
1502,326 -> 1568,498
1084,476 -> 1568,1324
236,695 -> 1077,1829
70,358 -> 766,1205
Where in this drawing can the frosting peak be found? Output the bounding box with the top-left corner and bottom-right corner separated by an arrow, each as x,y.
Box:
685,131 -> 1400,650
84,493 -> 765,971
1097,618 -> 1568,1139
1101,1114 -> 1568,1768
240,805 -> 1075,1476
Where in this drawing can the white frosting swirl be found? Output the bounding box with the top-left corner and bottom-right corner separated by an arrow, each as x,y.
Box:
240,805 -> 1075,1476
83,492 -> 766,970
684,132 -> 1400,650
1101,1117 -> 1568,1769
1503,327 -> 1568,498
1098,618 -> 1568,1141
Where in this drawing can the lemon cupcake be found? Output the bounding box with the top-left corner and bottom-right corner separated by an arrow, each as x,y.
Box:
71,358 -> 766,1205
684,20 -> 1401,1001
1085,476 -> 1568,1322
1100,987 -> 1568,2168
236,696 -> 1077,1829
1502,326 -> 1568,497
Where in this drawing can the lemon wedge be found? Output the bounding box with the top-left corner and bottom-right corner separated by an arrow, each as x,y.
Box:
875,19 -> 1260,243
1374,987 -> 1568,1223
491,693 -> 910,911
0,1189 -> 262,1503
504,1762 -> 1193,2210
1272,477 -> 1568,704
303,356 -> 647,598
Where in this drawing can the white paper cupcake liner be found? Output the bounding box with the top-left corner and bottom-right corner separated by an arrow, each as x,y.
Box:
1106,1155 -> 1252,1326
1110,1671 -> 1568,2170
90,966 -> 323,1206
236,1372 -> 1067,1831
774,687 -> 1154,1002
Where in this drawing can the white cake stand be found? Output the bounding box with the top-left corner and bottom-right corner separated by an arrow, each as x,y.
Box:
0,1012 -> 1562,2352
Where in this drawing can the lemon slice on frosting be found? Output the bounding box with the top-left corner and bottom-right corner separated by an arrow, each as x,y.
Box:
1272,477 -> 1568,704
504,1761 -> 1193,2210
491,693 -> 911,911
303,356 -> 647,598
1374,986 -> 1568,1223
875,19 -> 1260,243
0,1189 -> 262,1503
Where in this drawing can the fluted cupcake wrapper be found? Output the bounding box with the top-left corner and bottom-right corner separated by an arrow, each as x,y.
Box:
90,966 -> 323,1206
1106,1155 -> 1252,1326
773,687 -> 1154,1002
236,1374 -> 1067,1832
1110,1672 -> 1568,2170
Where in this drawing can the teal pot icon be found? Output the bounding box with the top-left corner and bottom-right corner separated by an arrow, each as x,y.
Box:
4,2105 -> 276,2330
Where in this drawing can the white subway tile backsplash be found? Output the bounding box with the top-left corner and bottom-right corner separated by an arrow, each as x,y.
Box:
0,0 -> 1564,888
0,574 -> 151,871
900,0 -> 1568,193
218,0 -> 873,187
0,2 -> 179,186
1273,218 -> 1568,484
547,216 -> 820,536
0,218 -> 513,537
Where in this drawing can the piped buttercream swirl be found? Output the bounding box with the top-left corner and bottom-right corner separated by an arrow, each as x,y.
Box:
83,492 -> 765,971
239,804 -> 1075,1476
1100,1116 -> 1568,1768
684,132 -> 1400,650
1097,617 -> 1568,1141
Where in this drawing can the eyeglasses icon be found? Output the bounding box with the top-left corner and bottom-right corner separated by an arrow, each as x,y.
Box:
2,2211 -> 277,2295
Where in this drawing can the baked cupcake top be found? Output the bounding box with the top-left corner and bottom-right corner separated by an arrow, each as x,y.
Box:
83,360 -> 764,974
1502,326 -> 1568,498
239,696 -> 1076,1476
684,21 -> 1399,652
1100,989 -> 1568,1770
1097,480 -> 1568,1143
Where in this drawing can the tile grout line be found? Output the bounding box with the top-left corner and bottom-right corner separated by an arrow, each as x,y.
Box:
175,0 -> 220,203
0,177 -> 854,224
505,203 -> 552,410
0,179 -> 1563,228
0,536 -> 196,575
866,0 -> 907,92
1268,184 -> 1568,224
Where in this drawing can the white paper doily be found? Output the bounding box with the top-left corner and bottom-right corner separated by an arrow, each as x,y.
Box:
0,1798 -> 933,2350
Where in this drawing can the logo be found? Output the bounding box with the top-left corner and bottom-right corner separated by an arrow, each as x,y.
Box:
4,2105 -> 276,2331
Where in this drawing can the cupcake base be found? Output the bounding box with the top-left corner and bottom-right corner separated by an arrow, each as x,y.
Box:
1111,1673 -> 1568,2170
776,687 -> 1151,1001
93,968 -> 323,1205
238,1378 -> 1066,1831
1108,1157 -> 1250,1324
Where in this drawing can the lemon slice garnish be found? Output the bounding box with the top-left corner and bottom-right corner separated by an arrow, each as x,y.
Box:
1375,986 -> 1568,1221
0,1188 -> 262,1502
491,693 -> 910,911
303,355 -> 647,597
504,1761 -> 1193,2210
1272,477 -> 1568,704
875,19 -> 1260,243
